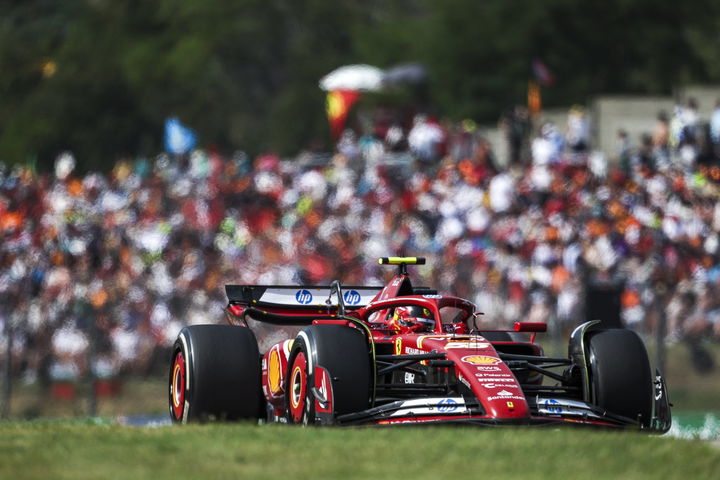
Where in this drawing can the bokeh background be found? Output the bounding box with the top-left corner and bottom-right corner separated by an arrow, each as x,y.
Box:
1,1 -> 719,433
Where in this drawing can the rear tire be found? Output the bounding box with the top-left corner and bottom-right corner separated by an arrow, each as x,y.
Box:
587,328 -> 653,426
286,325 -> 371,424
169,325 -> 262,423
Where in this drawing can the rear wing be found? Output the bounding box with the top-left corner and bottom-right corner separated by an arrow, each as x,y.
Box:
225,285 -> 383,309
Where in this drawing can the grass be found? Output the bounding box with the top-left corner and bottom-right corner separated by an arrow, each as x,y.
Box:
7,377 -> 168,419
658,342 -> 720,411
1,422 -> 719,480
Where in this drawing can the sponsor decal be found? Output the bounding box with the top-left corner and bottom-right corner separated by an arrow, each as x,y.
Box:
437,398 -> 459,413
295,289 -> 313,304
343,289 -> 362,305
542,398 -> 563,414
268,349 -> 282,394
422,294 -> 442,299
390,397 -> 467,417
462,355 -> 500,365
314,367 -> 333,413
445,342 -> 490,349
474,376 -> 516,382
481,383 -> 520,389
405,347 -> 424,355
535,397 -> 602,419
474,372 -> 514,378
417,336 -> 448,348
404,372 -> 415,384
496,390 -> 513,396
476,366 -> 502,372
487,394 -> 525,401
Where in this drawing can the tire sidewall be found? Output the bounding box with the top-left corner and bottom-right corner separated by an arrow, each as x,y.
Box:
169,331 -> 193,423
169,325 -> 261,423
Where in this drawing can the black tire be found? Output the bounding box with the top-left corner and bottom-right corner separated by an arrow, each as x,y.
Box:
169,325 -> 262,423
286,325 -> 371,424
586,328 -> 653,426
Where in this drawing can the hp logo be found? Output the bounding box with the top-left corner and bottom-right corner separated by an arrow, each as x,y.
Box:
343,290 -> 361,305
295,289 -> 313,304
437,398 -> 458,413
543,399 -> 563,414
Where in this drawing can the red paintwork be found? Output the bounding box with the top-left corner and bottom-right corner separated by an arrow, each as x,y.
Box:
262,339 -> 292,412
313,366 -> 334,414
311,319 -> 355,327
234,270 -> 619,427
393,333 -> 530,420
514,322 -> 547,332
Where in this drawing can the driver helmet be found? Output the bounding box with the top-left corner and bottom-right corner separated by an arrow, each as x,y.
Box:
391,305 -> 435,333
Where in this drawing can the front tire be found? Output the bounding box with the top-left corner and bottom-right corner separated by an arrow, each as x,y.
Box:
285,325 -> 371,425
169,325 -> 262,423
587,328 -> 653,426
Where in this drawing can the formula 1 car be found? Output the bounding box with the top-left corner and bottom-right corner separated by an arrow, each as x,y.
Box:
169,257 -> 671,431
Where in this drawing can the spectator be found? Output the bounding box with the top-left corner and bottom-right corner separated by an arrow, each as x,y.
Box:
2,102 -> 720,389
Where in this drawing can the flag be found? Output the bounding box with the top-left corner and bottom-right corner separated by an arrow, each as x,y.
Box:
164,117 -> 197,155
532,58 -> 555,87
528,81 -> 542,116
326,90 -> 360,140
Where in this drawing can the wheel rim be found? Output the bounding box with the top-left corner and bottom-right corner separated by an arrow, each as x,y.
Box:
170,351 -> 186,420
288,352 -> 307,423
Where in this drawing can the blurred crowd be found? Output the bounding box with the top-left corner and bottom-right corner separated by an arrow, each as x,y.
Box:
2,98 -> 720,385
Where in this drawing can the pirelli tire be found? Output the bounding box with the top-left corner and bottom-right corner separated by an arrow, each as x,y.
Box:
586,328 -> 653,427
169,325 -> 262,423
286,325 -> 371,425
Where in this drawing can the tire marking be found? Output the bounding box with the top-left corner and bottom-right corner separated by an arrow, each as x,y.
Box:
297,331 -> 314,371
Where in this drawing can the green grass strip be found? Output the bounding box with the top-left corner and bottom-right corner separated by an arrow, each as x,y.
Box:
1,423 -> 719,480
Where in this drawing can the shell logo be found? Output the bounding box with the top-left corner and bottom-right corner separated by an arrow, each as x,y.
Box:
461,355 -> 500,365
268,349 -> 282,394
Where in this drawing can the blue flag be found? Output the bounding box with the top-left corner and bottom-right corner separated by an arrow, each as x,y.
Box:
164,117 -> 197,155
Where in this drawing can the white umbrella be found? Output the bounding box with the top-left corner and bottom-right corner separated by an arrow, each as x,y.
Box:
382,63 -> 427,86
319,64 -> 384,91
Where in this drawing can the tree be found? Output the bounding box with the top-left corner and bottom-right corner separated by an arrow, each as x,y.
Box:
0,0 -> 719,171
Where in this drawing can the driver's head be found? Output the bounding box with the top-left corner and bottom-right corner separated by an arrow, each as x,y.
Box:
392,305 -> 435,333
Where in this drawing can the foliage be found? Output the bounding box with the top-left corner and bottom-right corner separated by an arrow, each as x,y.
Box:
0,0 -> 719,170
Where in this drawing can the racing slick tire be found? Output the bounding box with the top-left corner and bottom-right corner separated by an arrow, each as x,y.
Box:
286,325 -> 371,425
586,328 -> 653,427
169,325 -> 262,423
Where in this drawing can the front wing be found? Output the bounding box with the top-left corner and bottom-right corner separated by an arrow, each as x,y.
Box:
331,395 -> 669,430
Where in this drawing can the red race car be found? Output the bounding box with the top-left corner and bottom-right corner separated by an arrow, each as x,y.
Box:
169,257 -> 671,431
